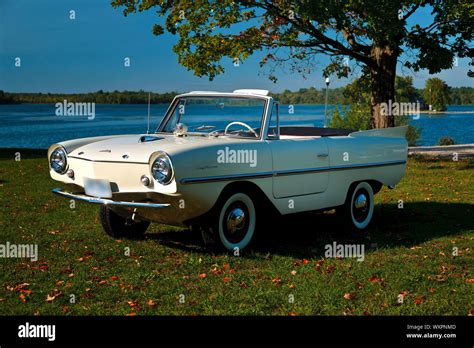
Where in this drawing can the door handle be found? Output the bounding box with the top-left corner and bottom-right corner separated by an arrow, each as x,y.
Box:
317,153 -> 328,158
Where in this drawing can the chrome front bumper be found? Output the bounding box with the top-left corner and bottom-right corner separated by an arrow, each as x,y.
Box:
52,188 -> 171,208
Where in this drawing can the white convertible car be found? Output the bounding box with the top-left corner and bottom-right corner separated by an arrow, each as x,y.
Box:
49,89 -> 407,252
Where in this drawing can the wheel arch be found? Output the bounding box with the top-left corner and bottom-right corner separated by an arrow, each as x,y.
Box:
217,181 -> 280,216
344,179 -> 382,205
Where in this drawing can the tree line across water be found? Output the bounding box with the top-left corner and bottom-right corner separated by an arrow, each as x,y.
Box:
1,77 -> 472,108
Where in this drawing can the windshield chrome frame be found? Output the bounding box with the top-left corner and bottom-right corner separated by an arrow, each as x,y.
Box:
156,93 -> 272,141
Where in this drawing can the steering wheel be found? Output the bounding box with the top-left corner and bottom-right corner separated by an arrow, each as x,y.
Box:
224,121 -> 258,138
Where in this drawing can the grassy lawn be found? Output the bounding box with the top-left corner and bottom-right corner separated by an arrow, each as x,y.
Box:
0,148 -> 472,316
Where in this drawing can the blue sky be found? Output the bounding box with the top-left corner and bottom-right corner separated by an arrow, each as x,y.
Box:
0,0 -> 472,93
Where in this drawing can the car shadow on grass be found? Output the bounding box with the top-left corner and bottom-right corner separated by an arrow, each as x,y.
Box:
144,202 -> 473,258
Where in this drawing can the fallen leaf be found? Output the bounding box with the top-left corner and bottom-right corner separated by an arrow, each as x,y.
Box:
288,312 -> 297,316
271,278 -> 282,285
223,277 -> 232,283
344,293 -> 355,300
46,290 -> 62,303
290,270 -> 297,276
399,290 -> 409,299
210,267 -> 222,275
146,299 -> 156,307
199,273 -> 207,279
369,276 -> 383,283
110,276 -> 119,281
127,300 -> 138,308
466,279 -> 474,283
414,296 -> 425,305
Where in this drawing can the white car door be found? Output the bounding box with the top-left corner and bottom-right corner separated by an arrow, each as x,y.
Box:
268,137 -> 329,198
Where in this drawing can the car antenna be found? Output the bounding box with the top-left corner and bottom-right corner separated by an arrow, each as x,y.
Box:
146,92 -> 151,134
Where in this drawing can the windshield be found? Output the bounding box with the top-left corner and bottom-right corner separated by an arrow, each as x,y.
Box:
159,96 -> 266,138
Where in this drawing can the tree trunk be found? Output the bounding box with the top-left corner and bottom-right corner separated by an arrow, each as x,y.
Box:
369,46 -> 398,128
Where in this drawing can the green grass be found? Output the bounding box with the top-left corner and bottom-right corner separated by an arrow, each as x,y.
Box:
0,149 -> 472,316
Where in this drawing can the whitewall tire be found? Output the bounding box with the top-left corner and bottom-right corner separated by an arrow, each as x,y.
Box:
346,182 -> 374,230
201,192 -> 257,252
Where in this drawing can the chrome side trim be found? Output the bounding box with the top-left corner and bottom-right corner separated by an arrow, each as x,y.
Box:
179,160 -> 406,184
180,172 -> 273,184
274,160 -> 407,176
67,156 -> 148,165
52,188 -> 170,208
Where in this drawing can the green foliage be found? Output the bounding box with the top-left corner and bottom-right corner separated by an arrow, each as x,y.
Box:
423,78 -> 450,111
330,104 -> 371,131
405,124 -> 422,147
438,136 -> 456,146
271,87 -> 345,105
449,87 -> 474,104
395,76 -> 420,103
111,0 -> 472,81
0,90 -> 177,105
110,0 -> 473,128
1,84 -> 473,107
330,105 -> 421,146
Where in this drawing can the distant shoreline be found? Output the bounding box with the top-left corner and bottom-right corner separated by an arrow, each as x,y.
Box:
1,102 -> 473,109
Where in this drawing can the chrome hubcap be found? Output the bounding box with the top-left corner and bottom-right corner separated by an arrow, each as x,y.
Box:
353,189 -> 370,223
354,193 -> 367,210
226,208 -> 246,235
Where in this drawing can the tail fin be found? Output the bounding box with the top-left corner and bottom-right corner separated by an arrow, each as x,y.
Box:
350,125 -> 408,138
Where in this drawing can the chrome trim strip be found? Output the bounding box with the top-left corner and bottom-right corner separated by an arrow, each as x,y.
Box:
157,95 -> 269,140
179,160 -> 406,184
274,160 -> 407,176
326,160 -> 406,171
68,156 -> 148,165
52,188 -> 170,208
180,172 -> 273,184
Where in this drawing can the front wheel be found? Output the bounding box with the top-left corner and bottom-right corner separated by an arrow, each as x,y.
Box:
99,205 -> 150,239
200,192 -> 257,252
340,182 -> 375,230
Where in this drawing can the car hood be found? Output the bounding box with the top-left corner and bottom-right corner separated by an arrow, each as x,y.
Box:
60,134 -> 250,163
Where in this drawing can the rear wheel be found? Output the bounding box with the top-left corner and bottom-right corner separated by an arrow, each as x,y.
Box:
99,205 -> 149,239
200,192 -> 257,253
340,182 -> 374,230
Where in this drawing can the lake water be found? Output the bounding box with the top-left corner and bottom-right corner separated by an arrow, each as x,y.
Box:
0,104 -> 473,148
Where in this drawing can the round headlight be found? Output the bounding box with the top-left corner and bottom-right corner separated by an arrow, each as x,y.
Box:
50,147 -> 68,174
151,154 -> 173,185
